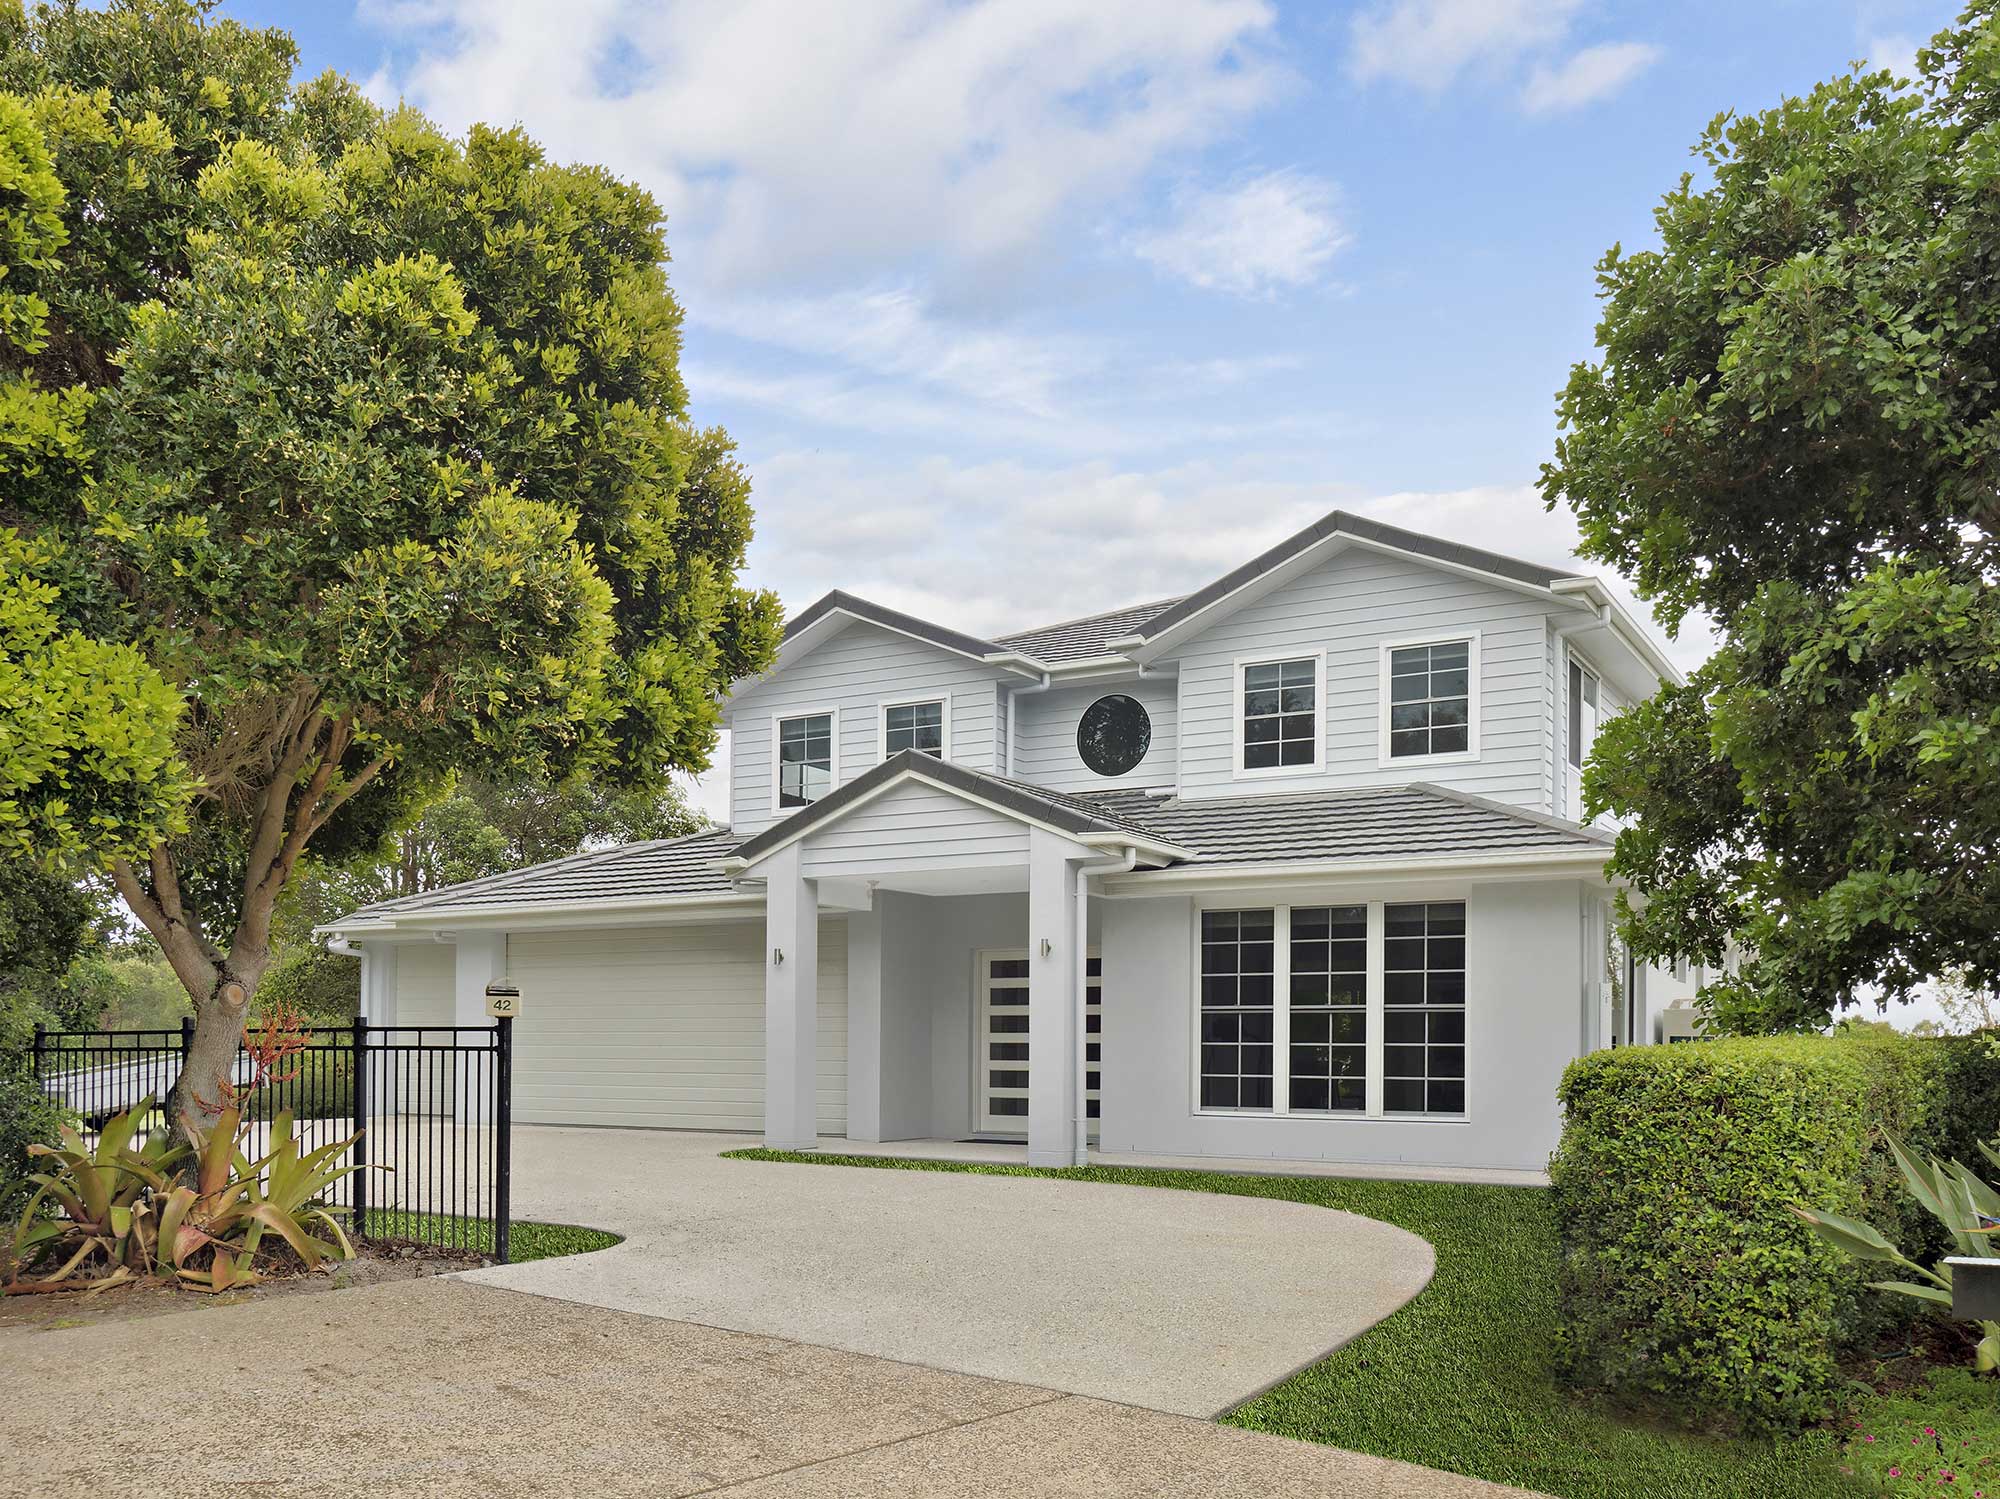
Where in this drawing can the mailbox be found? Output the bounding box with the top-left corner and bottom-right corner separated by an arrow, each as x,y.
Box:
483,977 -> 522,1020
1946,1257 -> 2000,1320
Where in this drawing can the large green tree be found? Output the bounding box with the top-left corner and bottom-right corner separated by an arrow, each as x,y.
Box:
0,1 -> 779,1132
1541,3 -> 2000,1031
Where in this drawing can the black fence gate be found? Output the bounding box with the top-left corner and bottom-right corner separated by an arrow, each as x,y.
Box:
30,1017 -> 515,1263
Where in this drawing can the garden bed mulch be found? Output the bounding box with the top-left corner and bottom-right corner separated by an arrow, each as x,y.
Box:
0,1237 -> 483,1334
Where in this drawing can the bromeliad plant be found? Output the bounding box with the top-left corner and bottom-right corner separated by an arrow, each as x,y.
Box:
5,1098 -> 365,1295
1790,1133 -> 2000,1370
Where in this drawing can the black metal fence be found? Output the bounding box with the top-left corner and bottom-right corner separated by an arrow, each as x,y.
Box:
30,1017 -> 514,1263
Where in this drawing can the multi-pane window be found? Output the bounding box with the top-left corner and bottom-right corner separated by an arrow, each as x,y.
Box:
1198,900 -> 1469,1119
1383,902 -> 1466,1115
884,699 -> 945,757
776,712 -> 833,808
1199,909 -> 1275,1109
1288,905 -> 1368,1112
1242,658 -> 1317,770
1386,641 -> 1472,758
1566,657 -> 1600,820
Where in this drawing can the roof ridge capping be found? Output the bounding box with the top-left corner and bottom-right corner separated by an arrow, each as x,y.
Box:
1131,508 -> 1584,643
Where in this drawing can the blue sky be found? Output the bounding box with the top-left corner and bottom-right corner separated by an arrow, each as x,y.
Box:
233,0 -> 1951,828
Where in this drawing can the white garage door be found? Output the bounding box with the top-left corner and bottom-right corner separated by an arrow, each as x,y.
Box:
394,920 -> 849,1134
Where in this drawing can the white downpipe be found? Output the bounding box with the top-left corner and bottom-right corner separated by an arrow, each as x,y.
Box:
1073,847 -> 1137,1167
1004,672 -> 1051,778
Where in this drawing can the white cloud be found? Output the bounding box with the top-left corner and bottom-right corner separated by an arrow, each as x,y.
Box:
1865,33 -> 1920,84
1522,42 -> 1661,114
1131,169 -> 1351,297
1349,0 -> 1584,92
362,0 -> 1285,295
1348,0 -> 1656,112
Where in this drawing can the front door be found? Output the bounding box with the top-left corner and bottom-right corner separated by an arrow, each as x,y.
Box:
975,949 -> 1101,1134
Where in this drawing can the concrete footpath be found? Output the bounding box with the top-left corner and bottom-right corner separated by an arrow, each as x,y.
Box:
0,1277 -> 1537,1498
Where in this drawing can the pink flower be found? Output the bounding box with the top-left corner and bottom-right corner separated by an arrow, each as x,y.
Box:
1891,1467 -> 1902,1478
1866,1436 -> 1878,1444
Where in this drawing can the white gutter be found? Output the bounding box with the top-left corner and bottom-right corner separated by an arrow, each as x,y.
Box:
1004,671 -> 1051,777
1073,847 -> 1137,1167
324,936 -> 361,958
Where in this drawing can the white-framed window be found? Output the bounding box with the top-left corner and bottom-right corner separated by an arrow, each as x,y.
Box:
1195,898 -> 1468,1120
1565,651 -> 1601,821
1378,633 -> 1480,765
1232,651 -> 1324,777
772,708 -> 837,810
880,695 -> 949,761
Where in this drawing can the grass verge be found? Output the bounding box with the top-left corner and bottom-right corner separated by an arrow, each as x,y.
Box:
361,1210 -> 622,1264
727,1148 -> 1855,1499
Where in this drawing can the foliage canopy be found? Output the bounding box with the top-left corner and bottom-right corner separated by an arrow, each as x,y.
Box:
1542,2 -> 2000,1029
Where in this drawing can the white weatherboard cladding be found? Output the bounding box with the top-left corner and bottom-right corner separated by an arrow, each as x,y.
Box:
1174,549 -> 1557,810
729,622 -> 1006,836
504,921 -> 848,1133
798,781 -> 1030,879
392,942 -> 454,1025
1011,677 -> 1179,792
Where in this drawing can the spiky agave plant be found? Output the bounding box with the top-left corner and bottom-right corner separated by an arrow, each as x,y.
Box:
1790,1133 -> 2000,1370
6,1099 -> 189,1294
156,1106 -> 365,1292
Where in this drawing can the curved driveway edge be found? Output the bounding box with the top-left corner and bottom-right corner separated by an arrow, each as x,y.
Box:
463,1126 -> 1435,1417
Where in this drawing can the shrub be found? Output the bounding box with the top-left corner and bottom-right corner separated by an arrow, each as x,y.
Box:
0,1067 -> 66,1224
1549,1031 -> 2000,1432
256,945 -> 359,1023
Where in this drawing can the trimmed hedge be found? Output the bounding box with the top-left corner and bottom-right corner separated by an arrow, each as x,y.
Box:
1549,1031 -> 2000,1433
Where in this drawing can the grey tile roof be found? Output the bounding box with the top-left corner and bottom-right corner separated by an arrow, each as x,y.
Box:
1073,783 -> 1612,867
994,598 -> 1183,664
1134,510 -> 1582,643
341,829 -> 744,919
333,769 -> 1609,928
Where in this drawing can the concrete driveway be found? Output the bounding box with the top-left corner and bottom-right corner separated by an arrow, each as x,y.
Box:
464,1127 -> 1434,1417
0,1278 -> 1534,1498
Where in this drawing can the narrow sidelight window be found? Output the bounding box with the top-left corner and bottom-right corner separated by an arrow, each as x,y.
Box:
1566,656 -> 1600,820
1287,905 -> 1368,1112
1383,902 -> 1467,1115
884,699 -> 945,757
1199,909 -> 1275,1109
776,712 -> 833,807
1387,640 -> 1472,758
1242,658 -> 1318,770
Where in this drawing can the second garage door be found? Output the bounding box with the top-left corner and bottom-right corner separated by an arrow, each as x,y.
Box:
499,919 -> 849,1134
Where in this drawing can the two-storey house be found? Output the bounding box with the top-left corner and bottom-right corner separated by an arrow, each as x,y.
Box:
324,509 -> 1689,1174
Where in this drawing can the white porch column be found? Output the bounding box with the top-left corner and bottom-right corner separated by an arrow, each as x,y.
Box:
1027,827 -> 1080,1168
845,905 -> 884,1143
764,843 -> 820,1150
452,931 -> 505,1125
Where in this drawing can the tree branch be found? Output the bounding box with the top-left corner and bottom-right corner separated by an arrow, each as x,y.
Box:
240,700 -> 325,902
111,857 -> 218,999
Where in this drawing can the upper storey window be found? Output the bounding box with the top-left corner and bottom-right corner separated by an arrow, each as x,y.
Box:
775,711 -> 834,808
1566,655 -> 1601,820
882,698 -> 947,759
1237,654 -> 1322,774
1381,636 -> 1478,763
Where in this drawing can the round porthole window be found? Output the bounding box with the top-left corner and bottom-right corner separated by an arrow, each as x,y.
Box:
1076,694 -> 1152,778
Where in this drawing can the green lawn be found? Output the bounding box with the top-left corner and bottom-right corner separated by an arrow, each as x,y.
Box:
729,1149 -> 1857,1499
361,1210 -> 621,1264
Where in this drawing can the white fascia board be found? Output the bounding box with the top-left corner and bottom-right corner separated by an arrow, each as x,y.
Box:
1076,829 -> 1194,864
1549,578 -> 1684,688
352,891 -> 766,932
1104,847 -> 1613,892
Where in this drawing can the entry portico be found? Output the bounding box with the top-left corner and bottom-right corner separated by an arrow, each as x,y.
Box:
721,752 -> 1189,1166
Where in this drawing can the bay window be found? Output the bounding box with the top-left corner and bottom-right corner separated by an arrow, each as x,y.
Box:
1198,899 -> 1468,1118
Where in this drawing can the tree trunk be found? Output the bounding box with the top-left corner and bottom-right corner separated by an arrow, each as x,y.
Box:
166,966 -> 258,1144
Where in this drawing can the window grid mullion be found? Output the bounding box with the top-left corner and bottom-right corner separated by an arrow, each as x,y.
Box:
1273,906 -> 1291,1116
1365,900 -> 1385,1117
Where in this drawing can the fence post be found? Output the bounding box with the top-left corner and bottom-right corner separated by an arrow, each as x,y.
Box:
493,1015 -> 513,1265
179,1015 -> 193,1062
350,1014 -> 369,1241
31,1023 -> 44,1082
